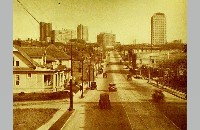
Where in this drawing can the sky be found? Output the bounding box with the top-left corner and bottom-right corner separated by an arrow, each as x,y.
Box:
13,0 -> 187,44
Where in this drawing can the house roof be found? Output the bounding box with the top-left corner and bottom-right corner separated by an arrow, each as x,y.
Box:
13,45 -> 41,68
19,44 -> 70,60
46,44 -> 70,60
46,55 -> 56,61
54,65 -> 71,72
55,65 -> 67,71
13,67 -> 35,71
20,47 -> 45,58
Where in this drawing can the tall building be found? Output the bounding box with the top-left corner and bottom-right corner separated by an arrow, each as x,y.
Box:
77,24 -> 88,42
51,29 -> 76,43
151,13 -> 166,45
40,22 -> 52,42
97,32 -> 116,47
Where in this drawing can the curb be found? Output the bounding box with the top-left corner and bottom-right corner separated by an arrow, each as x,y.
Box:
37,109 -> 67,130
48,109 -> 76,130
37,88 -> 85,130
60,109 -> 77,130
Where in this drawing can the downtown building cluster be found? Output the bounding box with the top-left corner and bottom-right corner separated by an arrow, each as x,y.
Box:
39,23 -> 88,43
23,12 -> 168,47
39,22 -> 116,48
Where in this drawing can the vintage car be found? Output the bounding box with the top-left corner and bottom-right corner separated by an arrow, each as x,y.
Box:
152,90 -> 165,102
103,72 -> 107,78
108,83 -> 117,92
127,74 -> 132,80
99,93 -> 111,109
91,81 -> 97,90
98,68 -> 103,74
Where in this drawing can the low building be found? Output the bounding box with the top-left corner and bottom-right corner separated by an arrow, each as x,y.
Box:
97,32 -> 116,48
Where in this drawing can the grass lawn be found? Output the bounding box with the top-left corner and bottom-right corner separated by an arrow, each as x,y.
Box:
13,108 -> 58,130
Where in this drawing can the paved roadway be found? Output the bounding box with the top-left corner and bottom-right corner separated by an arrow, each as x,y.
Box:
62,50 -> 186,130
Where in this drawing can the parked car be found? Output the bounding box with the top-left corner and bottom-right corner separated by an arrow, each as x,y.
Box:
91,81 -> 97,90
103,72 -> 107,78
98,68 -> 103,74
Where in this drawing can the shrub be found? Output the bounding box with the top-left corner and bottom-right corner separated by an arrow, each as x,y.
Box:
13,91 -> 70,102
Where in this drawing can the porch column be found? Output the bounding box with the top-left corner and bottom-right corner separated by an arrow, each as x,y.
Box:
62,72 -> 65,85
53,73 -> 56,90
59,72 -> 62,87
57,72 -> 59,87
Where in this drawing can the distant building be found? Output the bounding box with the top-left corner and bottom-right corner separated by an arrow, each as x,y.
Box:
40,22 -> 52,42
51,29 -> 76,43
151,13 -> 166,45
77,24 -> 88,42
97,32 -> 116,48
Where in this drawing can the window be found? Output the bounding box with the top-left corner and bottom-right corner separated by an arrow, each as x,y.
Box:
16,61 -> 19,66
152,59 -> 155,64
16,75 -> 20,85
27,73 -> 31,78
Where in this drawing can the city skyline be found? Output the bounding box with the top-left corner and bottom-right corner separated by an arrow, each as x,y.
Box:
13,0 -> 187,44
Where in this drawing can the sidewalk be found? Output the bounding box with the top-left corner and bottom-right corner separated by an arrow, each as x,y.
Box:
36,62 -> 109,130
131,77 -> 187,100
36,83 -> 89,130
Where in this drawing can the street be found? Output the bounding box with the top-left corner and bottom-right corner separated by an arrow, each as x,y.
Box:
62,50 -> 186,130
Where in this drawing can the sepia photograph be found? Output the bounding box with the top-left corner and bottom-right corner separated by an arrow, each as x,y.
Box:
13,0 -> 187,129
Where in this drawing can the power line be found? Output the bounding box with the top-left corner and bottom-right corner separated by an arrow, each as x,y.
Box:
16,0 -> 40,24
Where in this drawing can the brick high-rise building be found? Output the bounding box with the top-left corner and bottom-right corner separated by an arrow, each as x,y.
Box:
40,22 -> 52,42
77,24 -> 88,42
151,13 -> 166,45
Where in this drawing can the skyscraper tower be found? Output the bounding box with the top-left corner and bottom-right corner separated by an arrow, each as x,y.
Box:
151,13 -> 166,45
40,22 -> 52,42
77,24 -> 88,42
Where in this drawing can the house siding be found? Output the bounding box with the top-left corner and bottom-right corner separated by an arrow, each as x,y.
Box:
13,53 -> 29,68
13,73 -> 45,93
32,57 -> 44,65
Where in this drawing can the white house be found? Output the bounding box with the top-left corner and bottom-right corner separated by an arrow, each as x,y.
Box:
13,45 -> 71,93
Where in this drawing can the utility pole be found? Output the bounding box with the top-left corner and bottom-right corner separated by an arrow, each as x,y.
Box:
89,53 -> 91,88
81,55 -> 84,98
69,42 -> 73,111
93,64 -> 95,81
148,56 -> 152,83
